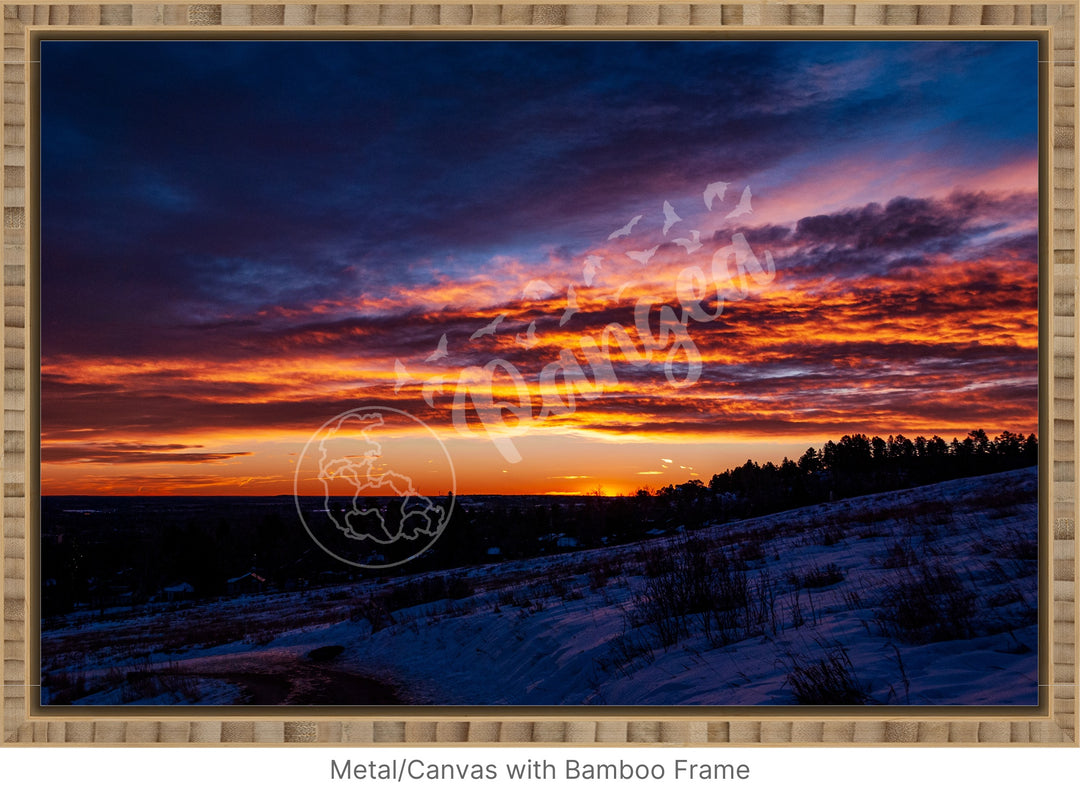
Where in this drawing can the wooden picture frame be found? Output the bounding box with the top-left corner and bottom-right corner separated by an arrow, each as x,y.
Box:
2,1 -> 1076,745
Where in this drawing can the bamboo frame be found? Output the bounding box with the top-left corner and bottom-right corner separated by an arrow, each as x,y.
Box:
2,1 -> 1076,745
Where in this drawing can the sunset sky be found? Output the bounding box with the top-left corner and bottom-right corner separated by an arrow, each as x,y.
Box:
40,39 -> 1039,496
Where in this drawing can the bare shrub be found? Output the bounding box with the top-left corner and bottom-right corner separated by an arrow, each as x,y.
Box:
543,574 -> 585,601
856,522 -> 885,539
633,570 -> 688,647
989,586 -> 1023,608
629,537 -> 752,648
746,570 -> 778,635
383,574 -> 474,612
700,555 -> 751,646
876,563 -> 976,643
497,588 -> 521,608
980,485 -> 1034,517
738,540 -> 765,562
817,523 -> 846,546
901,499 -> 952,527
638,544 -> 675,578
122,661 -> 200,703
597,628 -> 656,679
589,556 -> 623,591
881,539 -> 920,569
995,535 -> 1038,563
796,563 -> 845,589
784,641 -> 873,705
350,596 -> 393,632
44,669 -> 86,704
789,591 -> 805,629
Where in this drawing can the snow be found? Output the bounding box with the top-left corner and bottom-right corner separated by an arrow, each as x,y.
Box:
41,468 -> 1038,706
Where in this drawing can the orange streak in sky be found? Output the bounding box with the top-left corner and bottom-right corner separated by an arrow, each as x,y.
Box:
42,182 -> 1037,495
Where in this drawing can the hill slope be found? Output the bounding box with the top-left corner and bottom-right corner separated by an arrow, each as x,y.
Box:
42,468 -> 1038,706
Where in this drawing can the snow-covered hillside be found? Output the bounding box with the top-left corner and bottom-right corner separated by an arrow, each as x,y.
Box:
41,468 -> 1038,706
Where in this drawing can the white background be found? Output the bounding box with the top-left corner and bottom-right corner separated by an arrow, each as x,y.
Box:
1,745 -> 1077,800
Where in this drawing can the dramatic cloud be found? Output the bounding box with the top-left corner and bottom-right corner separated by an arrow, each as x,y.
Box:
42,443 -> 253,465
39,40 -> 1039,494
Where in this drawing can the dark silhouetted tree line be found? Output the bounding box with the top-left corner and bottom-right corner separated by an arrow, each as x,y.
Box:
648,429 -> 1036,524
41,430 -> 1037,618
41,499 -> 331,616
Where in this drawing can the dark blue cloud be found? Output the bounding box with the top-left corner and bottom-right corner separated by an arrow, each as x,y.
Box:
40,39 -> 1038,358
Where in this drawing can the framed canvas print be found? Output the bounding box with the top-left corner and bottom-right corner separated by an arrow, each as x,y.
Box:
2,2 -> 1076,746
